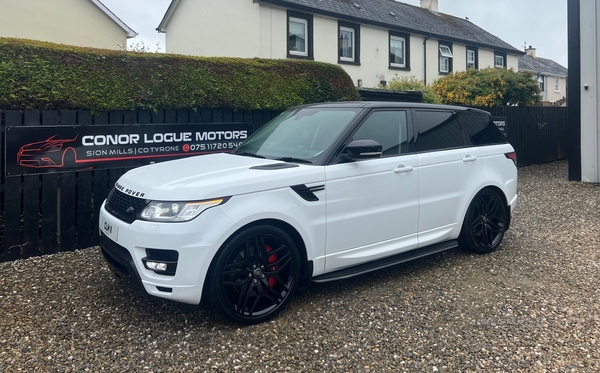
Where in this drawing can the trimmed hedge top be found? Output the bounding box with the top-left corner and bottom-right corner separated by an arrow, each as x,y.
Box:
0,38 -> 360,112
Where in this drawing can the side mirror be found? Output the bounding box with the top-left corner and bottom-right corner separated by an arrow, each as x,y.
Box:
343,139 -> 383,161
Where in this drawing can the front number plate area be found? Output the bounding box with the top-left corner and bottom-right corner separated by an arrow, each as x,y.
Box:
100,216 -> 119,242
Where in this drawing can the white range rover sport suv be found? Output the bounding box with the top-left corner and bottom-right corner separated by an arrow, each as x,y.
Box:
99,102 -> 517,324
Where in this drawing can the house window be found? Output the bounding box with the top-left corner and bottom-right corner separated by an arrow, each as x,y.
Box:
554,77 -> 560,92
439,43 -> 453,74
287,11 -> 313,59
390,35 -> 405,67
389,32 -> 410,70
494,52 -> 506,68
538,76 -> 545,91
339,22 -> 360,64
466,47 -> 478,69
494,55 -> 504,68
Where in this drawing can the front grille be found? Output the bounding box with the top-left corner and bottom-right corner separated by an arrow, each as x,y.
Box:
105,188 -> 148,224
146,248 -> 179,262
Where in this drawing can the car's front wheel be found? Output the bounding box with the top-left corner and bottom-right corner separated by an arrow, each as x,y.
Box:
210,225 -> 301,324
460,188 -> 508,254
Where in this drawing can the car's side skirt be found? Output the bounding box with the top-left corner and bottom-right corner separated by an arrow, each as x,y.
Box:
311,240 -> 458,283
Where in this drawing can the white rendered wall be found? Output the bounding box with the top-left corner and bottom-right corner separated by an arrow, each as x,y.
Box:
165,0 -> 262,57
506,54 -> 519,70
258,6 -> 287,59
0,0 -> 128,49
313,16 -> 338,63
163,2 -> 523,91
452,44 -> 467,75
545,76 -> 567,103
344,26 -> 426,88
580,0 -> 600,182
424,39 -> 440,85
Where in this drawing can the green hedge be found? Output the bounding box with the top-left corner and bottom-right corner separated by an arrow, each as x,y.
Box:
0,38 -> 360,112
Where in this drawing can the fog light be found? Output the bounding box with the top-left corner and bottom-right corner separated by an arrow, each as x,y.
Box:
145,261 -> 168,272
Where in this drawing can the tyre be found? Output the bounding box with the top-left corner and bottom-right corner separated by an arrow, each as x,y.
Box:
210,225 -> 301,324
460,188 -> 508,254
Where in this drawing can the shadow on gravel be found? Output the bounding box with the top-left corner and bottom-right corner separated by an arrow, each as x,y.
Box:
97,245 -> 482,328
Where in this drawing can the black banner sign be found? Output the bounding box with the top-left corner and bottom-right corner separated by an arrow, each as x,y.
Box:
6,123 -> 252,176
491,116 -> 507,137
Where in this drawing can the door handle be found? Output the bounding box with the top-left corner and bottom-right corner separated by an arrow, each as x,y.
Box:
463,155 -> 478,162
394,165 -> 414,173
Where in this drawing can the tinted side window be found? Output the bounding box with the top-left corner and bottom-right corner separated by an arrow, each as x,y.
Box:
458,112 -> 507,146
352,110 -> 408,157
414,110 -> 464,152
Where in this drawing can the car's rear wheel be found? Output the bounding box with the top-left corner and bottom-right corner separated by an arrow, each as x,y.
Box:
460,188 -> 508,254
210,225 -> 300,324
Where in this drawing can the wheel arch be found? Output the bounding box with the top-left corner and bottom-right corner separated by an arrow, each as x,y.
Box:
461,185 -> 512,236
201,218 -> 311,303
61,146 -> 77,167
482,185 -> 511,231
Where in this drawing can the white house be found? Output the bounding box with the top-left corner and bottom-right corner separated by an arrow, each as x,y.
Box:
0,0 -> 137,50
157,0 -> 523,87
519,46 -> 568,104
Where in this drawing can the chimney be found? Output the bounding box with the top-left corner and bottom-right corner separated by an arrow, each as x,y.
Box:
525,45 -> 536,57
420,0 -> 439,12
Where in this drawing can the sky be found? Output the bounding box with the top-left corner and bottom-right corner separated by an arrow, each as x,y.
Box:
101,0 -> 568,68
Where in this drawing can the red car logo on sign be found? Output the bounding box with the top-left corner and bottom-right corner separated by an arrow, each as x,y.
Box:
17,135 -> 79,168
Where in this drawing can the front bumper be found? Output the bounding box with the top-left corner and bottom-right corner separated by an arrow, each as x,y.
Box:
99,233 -> 146,293
98,201 -> 235,305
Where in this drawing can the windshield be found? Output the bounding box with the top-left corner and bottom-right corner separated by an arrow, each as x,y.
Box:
234,107 -> 361,164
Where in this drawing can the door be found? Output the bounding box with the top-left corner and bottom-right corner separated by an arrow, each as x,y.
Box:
413,109 -> 485,246
324,110 -> 419,272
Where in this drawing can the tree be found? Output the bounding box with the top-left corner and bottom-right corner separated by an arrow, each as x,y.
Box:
382,75 -> 441,104
432,68 -> 541,107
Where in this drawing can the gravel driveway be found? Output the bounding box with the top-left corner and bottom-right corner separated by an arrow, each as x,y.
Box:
1,160 -> 599,372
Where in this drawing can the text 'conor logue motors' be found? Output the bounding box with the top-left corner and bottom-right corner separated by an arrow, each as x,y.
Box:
99,102 -> 517,324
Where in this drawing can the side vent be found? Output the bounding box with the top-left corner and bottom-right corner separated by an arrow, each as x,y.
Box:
291,184 -> 325,202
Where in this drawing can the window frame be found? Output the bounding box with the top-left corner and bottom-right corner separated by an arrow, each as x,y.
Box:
338,21 -> 361,65
554,77 -> 560,92
466,46 -> 478,70
287,11 -> 314,60
438,42 -> 453,75
439,45 -> 453,58
494,52 -> 507,69
538,75 -> 545,91
389,31 -> 411,70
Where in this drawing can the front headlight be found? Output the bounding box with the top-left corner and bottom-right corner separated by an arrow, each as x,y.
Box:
139,197 -> 229,222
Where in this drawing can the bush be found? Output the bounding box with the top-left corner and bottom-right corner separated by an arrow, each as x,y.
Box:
432,68 -> 541,107
0,38 -> 360,112
382,75 -> 441,104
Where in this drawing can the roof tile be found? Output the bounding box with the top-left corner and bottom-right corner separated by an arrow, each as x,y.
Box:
518,55 -> 568,77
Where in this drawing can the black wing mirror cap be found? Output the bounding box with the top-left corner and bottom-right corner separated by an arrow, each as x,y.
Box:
343,139 -> 383,161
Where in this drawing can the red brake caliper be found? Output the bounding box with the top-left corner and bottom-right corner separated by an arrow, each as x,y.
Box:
265,244 -> 279,288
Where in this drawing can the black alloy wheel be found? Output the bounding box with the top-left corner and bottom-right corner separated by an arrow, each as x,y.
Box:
210,225 -> 300,324
460,188 -> 508,254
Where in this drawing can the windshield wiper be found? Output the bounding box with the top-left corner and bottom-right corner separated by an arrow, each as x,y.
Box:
236,152 -> 266,159
276,157 -> 313,164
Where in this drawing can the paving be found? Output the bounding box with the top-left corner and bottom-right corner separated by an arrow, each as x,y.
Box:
1,160 -> 599,372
